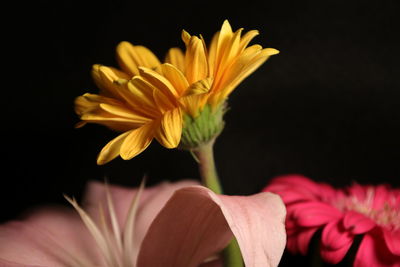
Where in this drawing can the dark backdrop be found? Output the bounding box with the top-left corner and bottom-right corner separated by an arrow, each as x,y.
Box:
2,0 -> 399,266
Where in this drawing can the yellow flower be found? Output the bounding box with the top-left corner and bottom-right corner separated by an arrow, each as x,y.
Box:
75,20 -> 278,163
160,19 -> 279,117
141,20 -> 279,148
75,44 -> 182,164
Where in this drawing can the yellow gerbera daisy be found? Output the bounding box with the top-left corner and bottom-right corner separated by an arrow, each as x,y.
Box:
75,20 -> 278,164
75,44 -> 182,164
140,20 -> 279,147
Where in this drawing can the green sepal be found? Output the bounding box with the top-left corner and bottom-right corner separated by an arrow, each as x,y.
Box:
180,103 -> 226,150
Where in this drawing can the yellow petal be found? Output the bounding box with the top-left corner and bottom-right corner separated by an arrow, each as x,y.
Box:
75,93 -> 125,116
211,44 -> 263,92
127,77 -> 160,118
184,36 -> 208,84
153,86 -> 177,113
181,30 -> 191,46
139,66 -> 179,101
184,77 -> 212,96
165,47 -> 185,73
238,30 -> 259,52
99,103 -> 152,123
155,108 -> 182,148
207,31 -> 219,76
96,66 -> 146,110
97,131 -> 131,165
179,93 -> 209,118
218,47 -> 279,101
80,113 -> 141,126
160,63 -> 189,96
120,123 -> 155,160
92,65 -> 130,98
116,41 -> 161,76
213,20 -> 233,75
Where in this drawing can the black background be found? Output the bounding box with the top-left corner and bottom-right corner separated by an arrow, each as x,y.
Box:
2,0 -> 400,266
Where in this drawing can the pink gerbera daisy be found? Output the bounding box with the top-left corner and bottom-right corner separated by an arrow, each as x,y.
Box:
263,174 -> 400,267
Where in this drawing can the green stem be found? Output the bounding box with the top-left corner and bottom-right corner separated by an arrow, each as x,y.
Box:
193,140 -> 244,267
193,139 -> 223,193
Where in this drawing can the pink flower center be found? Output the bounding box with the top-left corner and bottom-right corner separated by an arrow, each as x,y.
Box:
334,187 -> 400,230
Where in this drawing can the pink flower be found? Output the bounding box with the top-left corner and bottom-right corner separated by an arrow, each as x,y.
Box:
263,174 -> 400,267
0,179 -> 286,267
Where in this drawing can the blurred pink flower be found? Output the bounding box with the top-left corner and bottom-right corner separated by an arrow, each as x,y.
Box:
263,174 -> 400,267
0,179 -> 286,267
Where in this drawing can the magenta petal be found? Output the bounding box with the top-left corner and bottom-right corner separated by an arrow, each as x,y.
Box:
287,227 -> 319,255
347,183 -> 367,202
320,242 -> 353,265
372,185 -> 390,210
382,228 -> 400,256
343,211 -> 376,234
137,186 -> 287,267
291,202 -> 342,227
321,220 -> 353,250
265,175 -> 336,202
320,221 -> 353,264
354,233 -> 400,267
297,228 -> 319,255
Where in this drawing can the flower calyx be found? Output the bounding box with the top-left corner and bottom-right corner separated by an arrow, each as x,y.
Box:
180,103 -> 226,151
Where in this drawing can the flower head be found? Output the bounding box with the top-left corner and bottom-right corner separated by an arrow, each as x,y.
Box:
75,20 -> 278,163
264,175 -> 400,267
0,180 -> 287,267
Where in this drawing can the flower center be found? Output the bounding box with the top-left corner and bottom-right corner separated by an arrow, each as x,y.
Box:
335,187 -> 400,230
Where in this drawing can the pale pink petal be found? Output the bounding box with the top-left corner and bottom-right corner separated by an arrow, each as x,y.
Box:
382,228 -> 400,256
0,258 -> 46,266
343,211 -> 376,234
137,186 -> 286,267
82,179 -> 199,261
320,221 -> 353,264
214,191 -> 287,267
0,206 -> 100,266
354,232 -> 400,267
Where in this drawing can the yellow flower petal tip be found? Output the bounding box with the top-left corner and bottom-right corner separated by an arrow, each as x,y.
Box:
266,48 -> 280,55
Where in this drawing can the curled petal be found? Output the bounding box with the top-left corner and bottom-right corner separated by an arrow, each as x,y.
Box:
320,221 -> 354,264
354,232 -> 400,267
287,227 -> 319,255
154,108 -> 182,148
159,63 -> 189,96
382,228 -> 400,256
137,186 -> 286,267
342,211 -> 376,234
